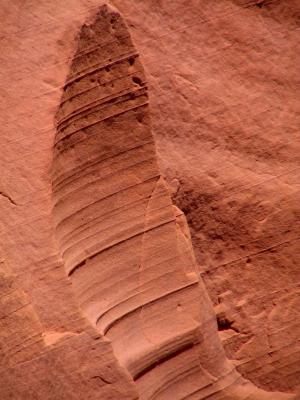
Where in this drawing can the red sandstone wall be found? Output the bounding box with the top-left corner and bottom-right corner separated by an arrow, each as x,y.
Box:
0,1 -> 299,399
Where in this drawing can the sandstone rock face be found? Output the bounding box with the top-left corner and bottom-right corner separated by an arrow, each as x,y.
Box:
0,1 -> 299,399
106,0 -> 300,394
51,6 -> 243,398
112,1 -> 299,394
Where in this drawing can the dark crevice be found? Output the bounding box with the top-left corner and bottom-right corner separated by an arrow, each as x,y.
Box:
217,316 -> 240,333
0,191 -> 17,206
133,342 -> 195,381
132,76 -> 143,87
136,113 -> 143,124
91,375 -> 112,385
128,57 -> 135,66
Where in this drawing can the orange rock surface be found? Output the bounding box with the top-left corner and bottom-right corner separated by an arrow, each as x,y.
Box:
0,1 -> 299,399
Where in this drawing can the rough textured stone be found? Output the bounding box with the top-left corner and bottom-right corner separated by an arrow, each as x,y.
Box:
0,1 -> 299,399
121,0 -> 300,393
107,0 -> 300,394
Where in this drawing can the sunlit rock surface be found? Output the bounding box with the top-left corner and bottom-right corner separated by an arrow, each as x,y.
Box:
0,1 -> 299,399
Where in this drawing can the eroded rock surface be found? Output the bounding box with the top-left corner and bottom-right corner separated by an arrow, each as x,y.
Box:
107,0 -> 299,393
1,1 -> 299,399
119,0 -> 300,393
51,4 -> 296,400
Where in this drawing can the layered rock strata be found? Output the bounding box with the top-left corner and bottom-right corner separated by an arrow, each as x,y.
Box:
51,5 -> 295,399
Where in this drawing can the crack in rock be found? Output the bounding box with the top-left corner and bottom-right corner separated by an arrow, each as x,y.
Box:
0,191 -> 17,206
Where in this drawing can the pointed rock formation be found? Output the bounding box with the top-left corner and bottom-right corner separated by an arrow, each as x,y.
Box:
52,5 -> 295,400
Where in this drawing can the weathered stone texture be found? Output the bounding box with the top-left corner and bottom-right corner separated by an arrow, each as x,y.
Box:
0,1 -> 299,399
